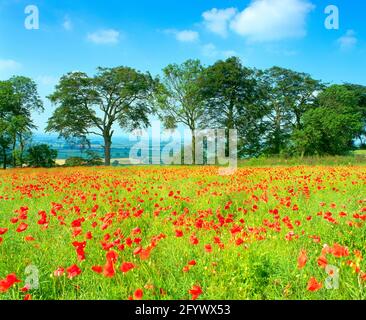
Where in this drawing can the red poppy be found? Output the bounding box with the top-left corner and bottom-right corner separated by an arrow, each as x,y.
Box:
10,217 -> 19,224
37,211 -> 48,225
121,262 -> 135,273
134,288 -> 143,300
25,235 -> 35,241
54,267 -> 65,277
204,244 -> 212,253
330,243 -> 349,258
297,250 -> 307,269
20,284 -> 31,292
103,261 -> 115,278
317,256 -> 328,268
103,250 -> 118,278
360,272 -> 366,282
183,266 -> 190,273
190,234 -> 199,245
0,273 -> 21,293
24,294 -> 32,300
91,266 -> 103,274
307,277 -> 322,292
16,222 -> 28,233
0,228 -> 8,235
132,227 -> 141,235
133,238 -> 142,244
72,241 -> 87,261
189,285 -> 203,300
188,260 -> 196,266
66,264 -> 81,279
175,230 -> 183,237
139,248 -> 151,261
106,250 -> 118,263
133,246 -> 142,255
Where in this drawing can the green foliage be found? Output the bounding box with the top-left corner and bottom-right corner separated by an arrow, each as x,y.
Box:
293,85 -> 364,156
64,150 -> 104,167
155,59 -> 205,131
65,157 -> 87,167
85,150 -> 104,166
0,60 -> 365,166
258,67 -> 324,156
199,57 -> 264,157
200,57 -> 258,128
0,77 -> 42,168
47,67 -> 155,165
26,144 -> 58,168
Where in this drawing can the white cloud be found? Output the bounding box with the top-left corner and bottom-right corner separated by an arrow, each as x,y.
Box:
202,8 -> 237,37
201,44 -> 237,59
201,43 -> 218,57
337,30 -> 357,51
87,29 -> 120,44
63,16 -> 72,31
176,30 -> 199,42
230,0 -> 315,42
0,59 -> 21,72
36,75 -> 58,87
164,29 -> 199,42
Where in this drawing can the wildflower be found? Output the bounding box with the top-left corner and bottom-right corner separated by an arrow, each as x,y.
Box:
189,285 -> 203,300
307,277 -> 322,292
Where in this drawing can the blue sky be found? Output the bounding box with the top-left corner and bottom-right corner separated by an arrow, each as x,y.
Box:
0,0 -> 365,134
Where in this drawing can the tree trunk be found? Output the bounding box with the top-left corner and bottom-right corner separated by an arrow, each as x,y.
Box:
19,138 -> 25,167
12,139 -> 16,168
191,130 -> 196,165
104,135 -> 112,166
2,149 -> 6,170
300,150 -> 305,159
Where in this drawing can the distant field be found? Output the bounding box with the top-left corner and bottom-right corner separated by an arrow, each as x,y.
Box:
354,150 -> 366,156
1,166 -> 366,300
238,155 -> 366,167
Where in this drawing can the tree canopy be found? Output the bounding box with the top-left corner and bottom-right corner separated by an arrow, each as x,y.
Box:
47,67 -> 155,165
0,77 -> 43,169
1,58 -> 365,168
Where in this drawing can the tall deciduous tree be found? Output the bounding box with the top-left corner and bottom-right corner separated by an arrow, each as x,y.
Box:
343,83 -> 366,146
200,57 -> 257,129
0,80 -> 36,169
259,67 -> 323,155
47,67 -> 155,166
199,57 -> 261,157
155,60 -> 205,163
0,81 -> 13,168
26,144 -> 58,168
293,85 -> 363,156
9,76 -> 43,166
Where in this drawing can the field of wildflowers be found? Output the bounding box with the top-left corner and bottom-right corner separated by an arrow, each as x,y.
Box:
1,166 -> 366,300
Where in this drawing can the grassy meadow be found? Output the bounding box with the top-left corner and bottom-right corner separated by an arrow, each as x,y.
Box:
1,165 -> 366,300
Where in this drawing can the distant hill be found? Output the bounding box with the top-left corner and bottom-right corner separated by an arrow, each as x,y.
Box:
31,133 -> 170,160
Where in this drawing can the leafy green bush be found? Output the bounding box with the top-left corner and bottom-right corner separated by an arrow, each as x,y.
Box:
65,157 -> 87,167
26,144 -> 57,168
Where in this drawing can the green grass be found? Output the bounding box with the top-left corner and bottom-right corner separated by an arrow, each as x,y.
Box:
238,154 -> 366,167
0,165 -> 366,300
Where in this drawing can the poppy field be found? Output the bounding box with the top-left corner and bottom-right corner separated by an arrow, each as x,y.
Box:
1,165 -> 366,300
